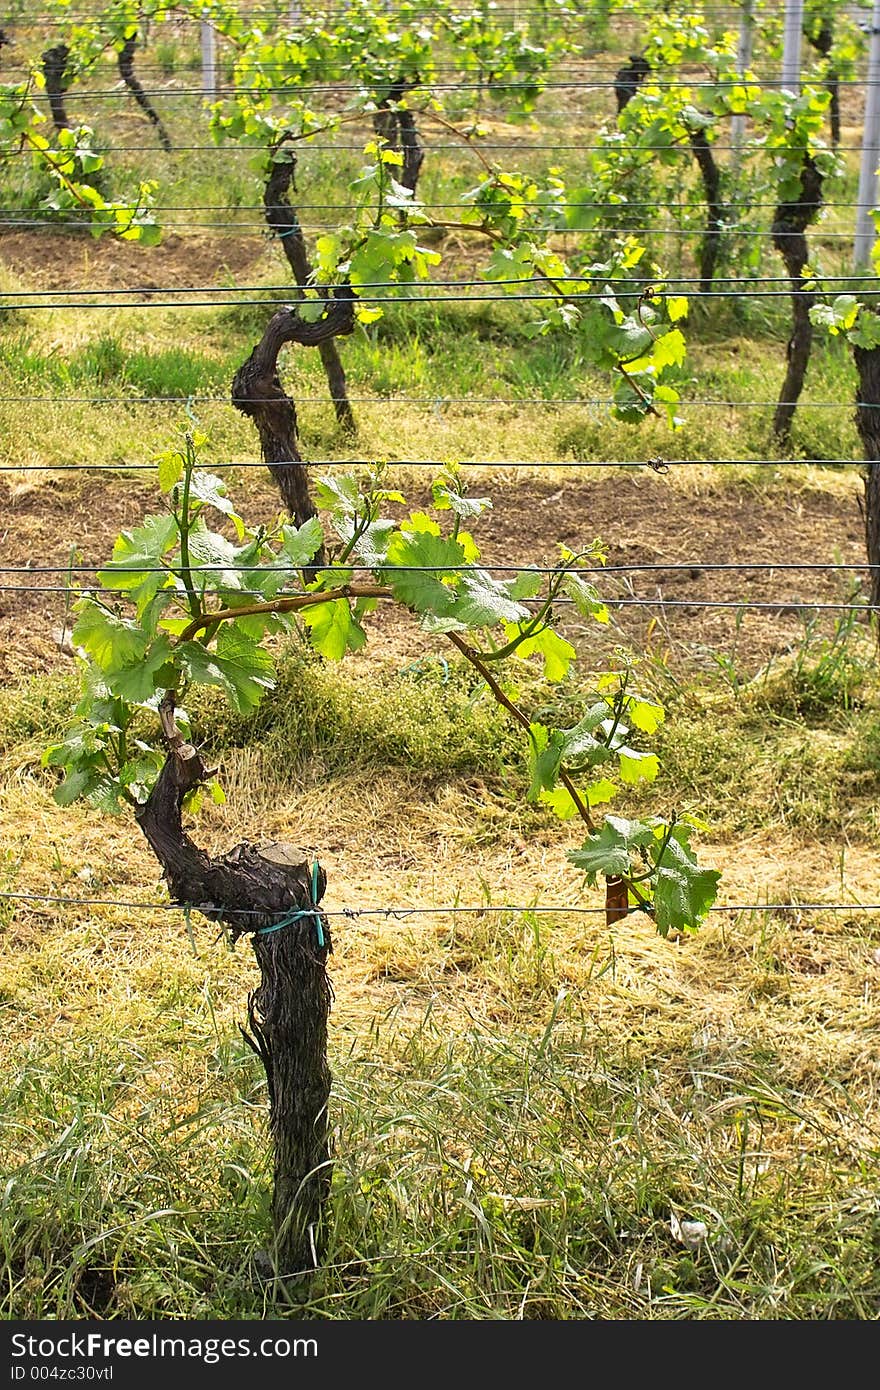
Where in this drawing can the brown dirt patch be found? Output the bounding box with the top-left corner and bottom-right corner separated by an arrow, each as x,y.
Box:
0,468 -> 868,684
0,228 -> 268,294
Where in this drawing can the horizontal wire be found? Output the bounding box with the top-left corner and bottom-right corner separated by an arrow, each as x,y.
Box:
0,56 -> 844,79
1,47 -> 831,69
0,219 -> 871,238
2,586 -> 874,609
4,561 -> 875,576
0,4 -> 781,16
3,77 -> 859,101
0,395 -> 871,408
0,134 -> 866,152
5,290 -> 880,308
0,889 -> 877,920
16,77 -> 880,96
5,271 -> 880,297
49,50 -> 874,66
1,200 -> 877,212
0,458 -> 863,471
0,6 -> 769,23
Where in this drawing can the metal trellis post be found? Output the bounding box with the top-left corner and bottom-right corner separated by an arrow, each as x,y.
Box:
855,0 -> 880,267
731,0 -> 755,151
200,21 -> 217,101
781,0 -> 804,92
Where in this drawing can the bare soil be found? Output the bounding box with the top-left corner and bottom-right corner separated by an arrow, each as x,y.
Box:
0,228 -> 268,294
0,466 -> 868,683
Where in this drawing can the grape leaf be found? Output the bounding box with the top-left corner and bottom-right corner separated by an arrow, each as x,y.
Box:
73,600 -> 147,670
97,513 -> 177,619
186,522 -> 242,591
540,779 -> 617,819
527,723 -> 562,799
178,629 -> 275,714
157,448 -> 184,491
352,518 -> 396,569
567,821 -> 633,879
301,598 -> 366,660
849,309 -> 880,350
568,815 -> 658,881
563,572 -> 609,622
448,571 -> 528,627
509,569 -> 543,600
431,482 -> 493,519
189,471 -> 245,538
280,516 -> 325,568
627,697 -> 664,734
618,747 -> 660,784
383,530 -> 466,615
653,836 -> 720,936
505,623 -> 576,681
651,328 -> 686,371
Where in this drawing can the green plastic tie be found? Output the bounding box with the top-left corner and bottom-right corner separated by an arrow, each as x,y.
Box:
256,860 -> 324,948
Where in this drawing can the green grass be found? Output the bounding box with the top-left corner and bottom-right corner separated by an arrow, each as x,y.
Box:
2,995 -> 878,1319
0,332 -> 231,397
0,292 -> 867,471
3,626 -> 878,845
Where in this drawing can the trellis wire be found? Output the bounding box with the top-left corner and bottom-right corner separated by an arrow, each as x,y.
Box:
0,457 -> 865,470
16,78 -> 880,96
1,889 -> 877,919
2,586 -> 873,609
4,272 -> 880,298
2,200 -> 876,212
0,218 -> 872,238
0,3 -> 811,17
0,396 -> 873,407
3,561 -> 876,576
2,130 -> 875,149
5,290 -> 880,309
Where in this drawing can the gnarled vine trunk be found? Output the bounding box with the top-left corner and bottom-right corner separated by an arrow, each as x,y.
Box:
772,156 -> 823,445
687,127 -> 724,293
806,18 -> 840,147
136,730 -> 333,1277
42,44 -> 72,133
263,158 -> 354,432
371,78 -> 425,194
852,336 -> 880,630
117,33 -> 173,152
232,292 -> 355,531
613,54 -> 650,114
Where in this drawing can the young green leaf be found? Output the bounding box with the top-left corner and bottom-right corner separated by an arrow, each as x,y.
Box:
653,835 -> 721,936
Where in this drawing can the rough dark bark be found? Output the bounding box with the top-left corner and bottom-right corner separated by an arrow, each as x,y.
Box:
806,18 -> 840,147
117,33 -> 173,152
852,337 -> 880,626
231,291 -> 355,530
772,156 -> 823,445
371,78 -> 424,193
687,127 -> 724,293
263,158 -> 355,433
614,54 -> 651,115
247,916 -> 333,1279
397,106 -> 425,194
136,734 -> 333,1277
42,44 -> 72,133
